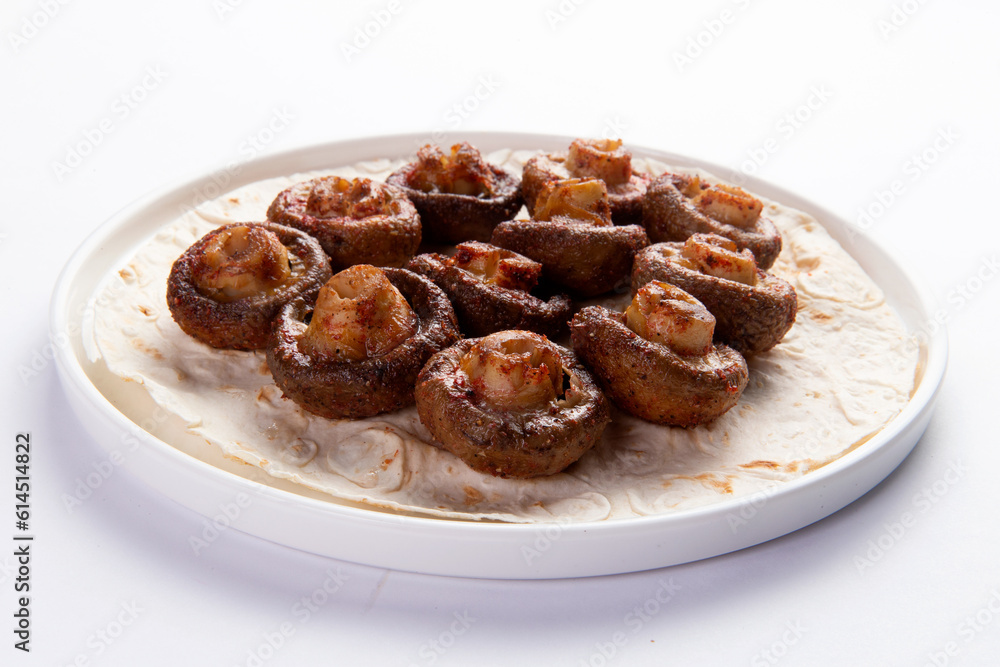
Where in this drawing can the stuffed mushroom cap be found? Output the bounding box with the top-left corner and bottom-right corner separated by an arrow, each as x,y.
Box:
386,142 -> 522,243
631,234 -> 797,355
643,172 -> 781,270
491,178 -> 649,297
267,175 -> 421,271
267,265 -> 460,419
415,330 -> 610,478
407,241 -> 573,338
571,282 -> 748,427
522,138 -> 649,226
167,222 -> 332,350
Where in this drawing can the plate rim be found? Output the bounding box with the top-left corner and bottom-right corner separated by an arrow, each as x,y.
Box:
49,131 -> 949,578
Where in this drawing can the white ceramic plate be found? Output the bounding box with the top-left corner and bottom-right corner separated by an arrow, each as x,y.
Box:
50,132 -> 947,579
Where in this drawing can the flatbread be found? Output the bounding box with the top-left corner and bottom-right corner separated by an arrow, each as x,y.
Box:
88,150 -> 920,523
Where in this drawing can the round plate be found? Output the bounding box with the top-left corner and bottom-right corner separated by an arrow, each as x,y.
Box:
50,132 -> 947,579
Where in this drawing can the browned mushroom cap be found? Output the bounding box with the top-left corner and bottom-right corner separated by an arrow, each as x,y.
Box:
385,143 -> 523,243
491,178 -> 649,297
522,138 -> 650,226
407,242 -> 573,338
642,172 -> 782,270
266,176 -> 421,271
632,234 -> 798,355
415,330 -> 610,478
266,266 -> 460,419
167,222 -> 332,350
570,282 -> 748,427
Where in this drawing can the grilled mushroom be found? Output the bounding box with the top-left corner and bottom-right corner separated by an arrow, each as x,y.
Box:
415,330 -> 610,478
491,178 -> 649,297
632,234 -> 797,355
266,176 -> 420,271
570,281 -> 748,427
407,241 -> 573,338
522,138 -> 650,225
642,172 -> 782,270
167,222 -> 332,350
267,265 -> 460,419
386,142 -> 522,243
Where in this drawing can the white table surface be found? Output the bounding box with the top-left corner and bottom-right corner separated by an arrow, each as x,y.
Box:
3,1 -> 998,665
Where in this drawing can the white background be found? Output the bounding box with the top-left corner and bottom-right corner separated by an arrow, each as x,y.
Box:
3,0 -> 999,665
